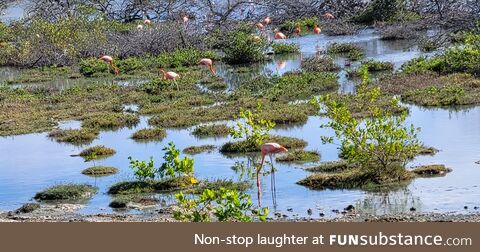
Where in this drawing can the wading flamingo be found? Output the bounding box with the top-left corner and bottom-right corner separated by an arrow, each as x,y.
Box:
323,12 -> 335,20
198,58 -> 216,76
99,55 -> 119,75
313,24 -> 321,34
274,31 -> 287,40
160,69 -> 180,90
256,143 -> 288,206
144,19 -> 151,25
263,16 -> 272,26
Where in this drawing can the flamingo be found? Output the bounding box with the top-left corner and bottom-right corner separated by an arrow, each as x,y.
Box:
198,58 -> 216,76
99,55 -> 119,75
144,19 -> 151,25
256,143 -> 288,206
274,31 -> 287,40
182,15 -> 189,23
313,24 -> 321,34
137,24 -> 144,30
263,16 -> 272,25
256,22 -> 264,30
160,69 -> 180,90
323,12 -> 335,20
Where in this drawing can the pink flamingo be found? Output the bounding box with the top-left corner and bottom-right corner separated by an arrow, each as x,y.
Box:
257,143 -> 288,206
313,24 -> 321,34
182,15 -> 189,23
198,58 -> 216,76
160,69 -> 180,90
274,31 -> 287,40
256,22 -> 264,30
323,12 -> 335,20
99,55 -> 119,75
263,16 -> 272,26
144,19 -> 151,25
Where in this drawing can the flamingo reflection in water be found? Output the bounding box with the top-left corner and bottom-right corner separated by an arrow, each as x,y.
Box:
256,143 -> 288,207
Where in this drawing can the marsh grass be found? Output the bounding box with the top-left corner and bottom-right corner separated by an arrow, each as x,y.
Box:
327,43 -> 365,61
131,128 -> 166,142
220,135 -> 307,154
78,145 -> 116,160
48,128 -> 100,145
183,145 -> 216,155
380,73 -> 480,106
306,160 -> 350,173
271,43 -> 300,54
192,124 -> 231,138
301,55 -> 340,72
34,184 -> 97,201
82,112 -> 139,130
81,166 -> 118,176
276,150 -> 320,163
411,164 -> 452,177
108,177 -> 249,195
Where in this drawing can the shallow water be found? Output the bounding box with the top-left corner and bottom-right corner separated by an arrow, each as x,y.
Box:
1,29 -> 478,219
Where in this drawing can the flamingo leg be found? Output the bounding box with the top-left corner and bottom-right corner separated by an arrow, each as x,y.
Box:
269,154 -> 277,207
257,154 -> 266,207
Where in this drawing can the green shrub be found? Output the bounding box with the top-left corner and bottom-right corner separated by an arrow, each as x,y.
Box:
229,104 -> 275,148
79,58 -> 109,76
316,68 -> 421,182
81,166 -> 118,176
280,17 -> 319,32
271,42 -> 300,54
159,142 -> 195,179
174,188 -> 268,222
223,31 -> 268,64
192,124 -> 231,138
128,156 -> 156,181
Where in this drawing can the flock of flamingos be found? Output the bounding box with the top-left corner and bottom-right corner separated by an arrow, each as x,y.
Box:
98,12 -> 336,205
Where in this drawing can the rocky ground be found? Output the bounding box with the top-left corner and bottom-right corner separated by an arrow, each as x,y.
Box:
2,204 -> 480,222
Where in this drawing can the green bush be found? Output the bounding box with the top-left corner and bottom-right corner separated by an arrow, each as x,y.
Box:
327,43 -> 364,61
353,0 -> 399,23
229,104 -> 275,147
271,42 -> 300,54
79,58 -> 109,76
280,17 -> 319,32
223,31 -> 268,64
174,188 -> 268,222
159,142 -> 195,179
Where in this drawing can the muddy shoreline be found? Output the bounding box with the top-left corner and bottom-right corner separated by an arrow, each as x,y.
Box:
2,206 -> 480,222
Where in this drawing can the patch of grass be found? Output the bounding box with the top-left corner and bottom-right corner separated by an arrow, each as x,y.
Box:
82,112 -> 139,130
34,184 -> 97,201
306,160 -> 349,173
48,128 -> 99,145
323,21 -> 360,36
220,135 -> 307,154
276,150 -> 320,163
279,17 -> 319,34
131,128 -> 166,142
379,24 -> 419,40
183,145 -> 216,155
108,176 -> 198,195
301,55 -> 340,72
347,60 -> 394,78
297,169 -> 414,190
15,203 -> 40,214
271,42 -> 300,54
236,71 -> 339,102
411,164 -> 451,177
202,77 -> 228,91
192,124 -> 231,138
327,43 -> 365,61
78,145 -> 116,160
81,166 -> 118,176
380,73 -> 480,106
